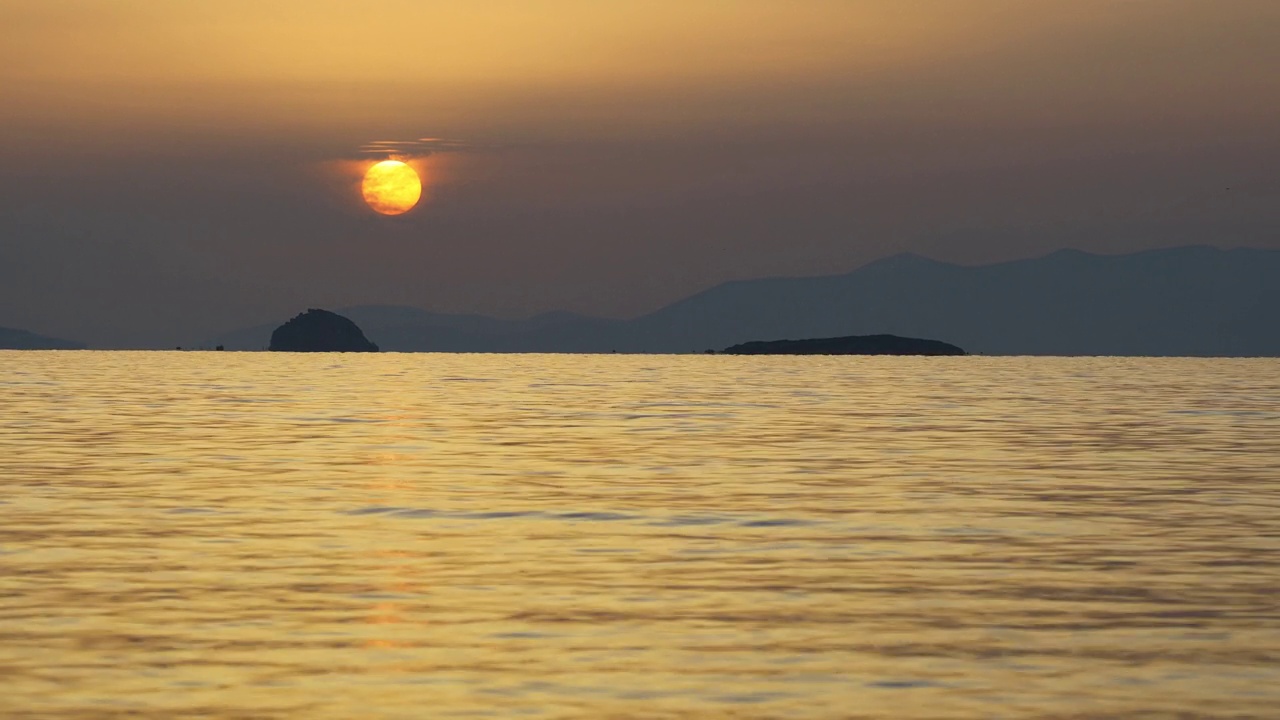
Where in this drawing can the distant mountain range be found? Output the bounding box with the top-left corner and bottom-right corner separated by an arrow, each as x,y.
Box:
206,245 -> 1280,356
0,326 -> 85,350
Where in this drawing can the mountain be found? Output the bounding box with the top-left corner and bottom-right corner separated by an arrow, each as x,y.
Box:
205,246 -> 1280,356
206,305 -> 626,353
621,245 -> 1280,356
0,326 -> 86,350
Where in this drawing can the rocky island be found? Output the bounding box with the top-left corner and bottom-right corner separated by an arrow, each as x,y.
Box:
722,334 -> 965,356
268,309 -> 379,352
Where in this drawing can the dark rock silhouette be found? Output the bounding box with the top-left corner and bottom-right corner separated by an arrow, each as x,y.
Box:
0,326 -> 86,350
268,309 -> 378,352
723,334 -> 965,356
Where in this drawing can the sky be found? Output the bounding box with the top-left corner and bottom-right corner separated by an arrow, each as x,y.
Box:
2,0 -> 1278,347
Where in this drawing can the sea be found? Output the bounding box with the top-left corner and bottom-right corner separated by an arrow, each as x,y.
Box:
2,351 -> 1278,719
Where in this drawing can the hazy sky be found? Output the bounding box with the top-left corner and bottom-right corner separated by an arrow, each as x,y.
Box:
2,0 -> 1278,346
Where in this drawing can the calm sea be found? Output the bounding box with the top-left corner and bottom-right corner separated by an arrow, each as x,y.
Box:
2,352 -> 1278,718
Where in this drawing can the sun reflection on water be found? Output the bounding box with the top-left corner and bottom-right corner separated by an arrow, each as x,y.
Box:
1,352 -> 1278,718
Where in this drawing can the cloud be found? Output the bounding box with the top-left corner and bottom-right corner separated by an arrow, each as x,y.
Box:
357,137 -> 472,160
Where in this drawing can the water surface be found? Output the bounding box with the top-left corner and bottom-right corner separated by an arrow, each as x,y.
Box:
2,352 -> 1278,718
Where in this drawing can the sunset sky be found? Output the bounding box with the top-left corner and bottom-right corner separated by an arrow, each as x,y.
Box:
2,1 -> 1278,347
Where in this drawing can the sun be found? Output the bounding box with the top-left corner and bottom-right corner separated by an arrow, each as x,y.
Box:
362,160 -> 421,215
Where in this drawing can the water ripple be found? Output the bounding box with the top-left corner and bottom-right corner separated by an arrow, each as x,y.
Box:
1,352 -> 1278,718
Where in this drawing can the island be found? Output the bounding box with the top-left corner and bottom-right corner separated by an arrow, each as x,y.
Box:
722,334 -> 965,356
268,309 -> 379,352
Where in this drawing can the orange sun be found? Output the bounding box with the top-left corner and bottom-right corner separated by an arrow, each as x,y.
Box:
362,160 -> 421,215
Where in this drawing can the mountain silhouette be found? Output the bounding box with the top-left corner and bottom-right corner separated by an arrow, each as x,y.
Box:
206,246 -> 1280,356
0,326 -> 86,350
209,305 -> 622,353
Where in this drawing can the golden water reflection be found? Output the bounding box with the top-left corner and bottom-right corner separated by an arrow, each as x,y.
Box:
1,352 -> 1278,718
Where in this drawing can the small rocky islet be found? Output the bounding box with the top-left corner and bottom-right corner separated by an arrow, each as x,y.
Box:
722,334 -> 965,356
268,309 -> 378,352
